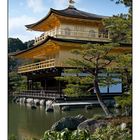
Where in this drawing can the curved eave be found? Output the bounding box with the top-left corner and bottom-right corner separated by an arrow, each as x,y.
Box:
13,36 -> 53,57
25,8 -> 53,29
25,7 -> 109,31
13,36 -> 131,58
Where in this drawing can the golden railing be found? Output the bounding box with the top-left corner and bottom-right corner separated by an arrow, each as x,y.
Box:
18,59 -> 55,73
34,28 -> 111,45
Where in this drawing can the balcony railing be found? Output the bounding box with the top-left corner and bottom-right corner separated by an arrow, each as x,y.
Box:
18,59 -> 55,73
34,28 -> 110,45
13,90 -> 64,99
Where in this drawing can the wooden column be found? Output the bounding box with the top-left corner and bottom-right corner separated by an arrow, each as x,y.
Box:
107,73 -> 110,94
58,80 -> 62,97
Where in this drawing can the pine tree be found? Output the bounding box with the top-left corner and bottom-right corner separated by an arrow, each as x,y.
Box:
58,43 -> 123,116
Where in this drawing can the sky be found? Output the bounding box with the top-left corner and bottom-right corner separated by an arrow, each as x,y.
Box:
9,0 -> 129,42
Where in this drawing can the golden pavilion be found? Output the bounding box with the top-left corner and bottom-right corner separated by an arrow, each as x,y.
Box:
13,0 -> 131,98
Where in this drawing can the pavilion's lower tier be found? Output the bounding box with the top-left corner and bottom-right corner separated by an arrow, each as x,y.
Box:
19,67 -> 123,98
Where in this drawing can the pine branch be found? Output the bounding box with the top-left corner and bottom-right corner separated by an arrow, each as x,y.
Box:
100,60 -> 112,68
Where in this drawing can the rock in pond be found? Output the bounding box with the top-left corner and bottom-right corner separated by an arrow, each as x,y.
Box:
78,119 -> 107,132
34,99 -> 40,106
26,98 -> 34,104
15,98 -> 20,103
31,105 -> 37,110
12,97 -> 17,103
46,100 -> 53,106
85,105 -> 93,110
46,107 -> 54,112
40,99 -> 45,106
19,97 -> 26,103
51,115 -> 86,131
45,100 -> 54,112
61,106 -> 71,111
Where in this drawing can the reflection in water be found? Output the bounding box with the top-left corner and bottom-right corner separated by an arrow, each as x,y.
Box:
9,103 -> 104,140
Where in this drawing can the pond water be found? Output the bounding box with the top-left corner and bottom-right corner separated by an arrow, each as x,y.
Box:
8,102 -> 105,140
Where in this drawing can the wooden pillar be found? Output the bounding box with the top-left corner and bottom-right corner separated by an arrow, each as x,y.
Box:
27,78 -> 30,90
58,80 -> 61,97
45,79 -> 46,90
107,73 -> 109,94
27,79 -> 33,90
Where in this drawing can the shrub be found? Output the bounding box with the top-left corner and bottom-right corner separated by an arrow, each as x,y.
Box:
92,124 -> 132,140
8,135 -> 17,140
41,125 -> 132,140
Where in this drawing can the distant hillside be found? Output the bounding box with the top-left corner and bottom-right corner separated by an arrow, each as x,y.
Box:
8,38 -> 34,53
8,38 -> 34,72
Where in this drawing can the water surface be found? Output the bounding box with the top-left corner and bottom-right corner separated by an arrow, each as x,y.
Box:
9,102 -> 104,140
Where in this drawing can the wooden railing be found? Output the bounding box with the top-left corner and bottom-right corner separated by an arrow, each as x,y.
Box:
34,28 -> 111,45
18,59 -> 55,73
13,90 -> 64,99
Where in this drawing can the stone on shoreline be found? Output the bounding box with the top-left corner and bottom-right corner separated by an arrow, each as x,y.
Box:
40,99 -> 45,106
51,114 -> 86,131
46,107 -> 54,112
45,100 -> 54,112
78,119 -> 107,132
26,98 -> 34,104
34,99 -> 40,106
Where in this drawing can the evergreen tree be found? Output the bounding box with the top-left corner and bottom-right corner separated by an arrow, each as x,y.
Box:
8,38 -> 26,53
8,72 -> 27,95
105,0 -> 132,113
103,14 -> 132,44
58,43 -> 122,116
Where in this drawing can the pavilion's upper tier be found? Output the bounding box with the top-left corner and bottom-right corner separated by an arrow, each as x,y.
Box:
25,6 -> 109,32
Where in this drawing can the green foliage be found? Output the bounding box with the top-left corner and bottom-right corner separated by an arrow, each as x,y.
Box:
8,135 -> 38,140
105,0 -> 132,43
58,43 -> 121,97
41,125 -> 132,140
24,40 -> 34,48
42,128 -> 92,140
56,43 -> 122,116
63,84 -> 90,97
56,70 -> 93,97
8,72 -> 27,94
63,85 -> 81,97
92,124 -> 132,140
115,93 -> 132,109
115,54 -> 132,69
8,56 -> 18,72
104,14 -> 132,43
8,135 -> 17,140
8,38 -> 26,53
8,38 -> 34,73
8,38 -> 34,53
69,43 -> 118,70
115,54 -> 132,91
111,0 -> 132,9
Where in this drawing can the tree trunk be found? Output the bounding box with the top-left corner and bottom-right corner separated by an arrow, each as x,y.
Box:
94,78 -> 112,117
124,69 -> 131,92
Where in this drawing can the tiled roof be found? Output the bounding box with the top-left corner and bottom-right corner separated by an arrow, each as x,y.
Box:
25,6 -> 108,29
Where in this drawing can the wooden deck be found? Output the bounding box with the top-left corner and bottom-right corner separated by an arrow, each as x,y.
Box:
53,101 -> 100,108
13,90 -> 121,101
13,90 -> 64,100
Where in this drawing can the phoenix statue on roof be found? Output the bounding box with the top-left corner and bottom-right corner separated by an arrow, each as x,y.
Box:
69,0 -> 75,4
